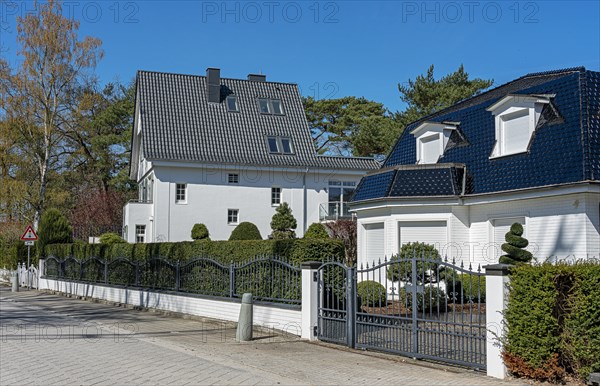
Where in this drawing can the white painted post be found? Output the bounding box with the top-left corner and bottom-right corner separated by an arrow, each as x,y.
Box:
301,261 -> 321,340
38,259 -> 45,278
484,264 -> 512,379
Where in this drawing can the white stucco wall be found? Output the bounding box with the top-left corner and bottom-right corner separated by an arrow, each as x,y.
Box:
126,164 -> 365,242
355,189 -> 600,267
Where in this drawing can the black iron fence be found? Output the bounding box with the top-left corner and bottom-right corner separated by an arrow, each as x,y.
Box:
317,255 -> 487,370
44,255 -> 302,305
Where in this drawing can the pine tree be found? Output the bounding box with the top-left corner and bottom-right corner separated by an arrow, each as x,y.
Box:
270,203 -> 297,239
499,223 -> 533,264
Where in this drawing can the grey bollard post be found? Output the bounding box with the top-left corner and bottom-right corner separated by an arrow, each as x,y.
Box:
11,272 -> 18,292
235,293 -> 253,342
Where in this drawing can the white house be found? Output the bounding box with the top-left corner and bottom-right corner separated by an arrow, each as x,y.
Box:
350,67 -> 600,266
123,68 -> 379,242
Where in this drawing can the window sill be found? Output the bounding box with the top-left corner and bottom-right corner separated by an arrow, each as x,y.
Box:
175,202 -> 188,205
227,223 -> 239,226
489,150 -> 528,160
271,203 -> 281,207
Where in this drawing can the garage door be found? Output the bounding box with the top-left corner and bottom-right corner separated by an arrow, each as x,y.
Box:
493,217 -> 525,245
364,223 -> 385,263
398,221 -> 447,255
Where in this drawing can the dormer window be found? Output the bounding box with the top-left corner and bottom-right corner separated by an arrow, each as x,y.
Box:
487,94 -> 553,158
411,122 -> 460,164
226,95 -> 239,112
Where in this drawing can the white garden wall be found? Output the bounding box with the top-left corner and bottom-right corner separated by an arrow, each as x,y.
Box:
37,277 -> 302,336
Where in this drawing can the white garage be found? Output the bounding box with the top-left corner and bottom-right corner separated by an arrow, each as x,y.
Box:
398,221 -> 448,256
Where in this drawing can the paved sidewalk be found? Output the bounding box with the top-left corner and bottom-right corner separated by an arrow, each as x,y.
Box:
0,287 -> 521,385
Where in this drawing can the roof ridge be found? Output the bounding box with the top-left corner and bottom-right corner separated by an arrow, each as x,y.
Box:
136,69 -> 298,86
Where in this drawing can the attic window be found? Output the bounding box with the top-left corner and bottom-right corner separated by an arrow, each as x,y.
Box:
487,94 -> 553,158
410,121 -> 460,164
258,98 -> 284,115
266,136 -> 294,154
226,95 -> 239,112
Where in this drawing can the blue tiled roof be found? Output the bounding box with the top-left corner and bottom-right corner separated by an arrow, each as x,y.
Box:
352,68 -> 600,203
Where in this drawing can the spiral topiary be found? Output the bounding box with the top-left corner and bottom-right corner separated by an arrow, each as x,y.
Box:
499,223 -> 533,265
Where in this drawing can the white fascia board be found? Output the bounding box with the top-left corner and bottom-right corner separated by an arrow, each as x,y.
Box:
350,197 -> 463,212
150,160 -> 370,176
462,182 -> 600,205
486,94 -> 554,114
129,97 -> 142,180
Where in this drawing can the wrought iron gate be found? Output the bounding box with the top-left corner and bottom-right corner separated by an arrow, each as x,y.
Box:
317,256 -> 487,370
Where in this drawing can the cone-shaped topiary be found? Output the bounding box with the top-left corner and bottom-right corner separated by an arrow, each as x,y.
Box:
191,223 -> 210,240
499,223 -> 533,264
304,222 -> 329,239
38,208 -> 73,257
270,202 -> 297,239
229,222 -> 262,240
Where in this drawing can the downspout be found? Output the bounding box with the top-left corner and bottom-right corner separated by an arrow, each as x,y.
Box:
303,168 -> 308,235
168,183 -> 171,241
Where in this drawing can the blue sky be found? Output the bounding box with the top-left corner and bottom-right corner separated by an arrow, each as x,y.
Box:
1,0 -> 599,112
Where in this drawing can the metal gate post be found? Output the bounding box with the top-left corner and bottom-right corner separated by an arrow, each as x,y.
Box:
346,266 -> 356,349
411,256 -> 418,356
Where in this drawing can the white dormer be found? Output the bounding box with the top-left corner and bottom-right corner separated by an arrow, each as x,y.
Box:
411,122 -> 459,164
487,94 -> 554,158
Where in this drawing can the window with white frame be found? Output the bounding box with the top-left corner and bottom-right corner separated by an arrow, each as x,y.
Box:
258,98 -> 284,115
175,183 -> 187,203
271,187 -> 281,205
227,209 -> 239,224
228,173 -> 239,184
487,94 -> 552,158
135,225 -> 146,243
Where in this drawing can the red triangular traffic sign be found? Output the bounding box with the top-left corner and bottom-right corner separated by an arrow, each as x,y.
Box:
20,225 -> 38,241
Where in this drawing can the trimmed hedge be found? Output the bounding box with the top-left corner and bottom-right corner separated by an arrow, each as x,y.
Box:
99,233 -> 126,244
504,262 -> 600,381
304,223 -> 329,239
45,238 -> 345,266
191,224 -> 210,240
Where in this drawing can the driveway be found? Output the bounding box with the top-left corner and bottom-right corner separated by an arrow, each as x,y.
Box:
0,287 -> 521,385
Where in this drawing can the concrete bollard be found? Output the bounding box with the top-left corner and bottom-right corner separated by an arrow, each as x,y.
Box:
236,293 -> 253,342
11,272 -> 18,292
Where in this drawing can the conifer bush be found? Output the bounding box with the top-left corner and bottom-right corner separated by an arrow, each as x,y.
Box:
38,208 -> 73,257
270,202 -> 297,239
99,232 -> 126,244
499,223 -> 532,264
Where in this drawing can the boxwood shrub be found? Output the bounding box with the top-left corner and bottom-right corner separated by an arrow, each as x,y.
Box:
357,280 -> 386,307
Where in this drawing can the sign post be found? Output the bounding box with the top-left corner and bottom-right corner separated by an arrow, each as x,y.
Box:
20,225 -> 38,270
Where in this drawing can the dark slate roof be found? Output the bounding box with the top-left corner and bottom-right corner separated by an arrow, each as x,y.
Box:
134,71 -> 379,172
352,67 -> 600,203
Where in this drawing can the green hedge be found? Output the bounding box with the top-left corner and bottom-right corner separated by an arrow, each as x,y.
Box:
504,262 -> 600,381
45,239 -> 345,265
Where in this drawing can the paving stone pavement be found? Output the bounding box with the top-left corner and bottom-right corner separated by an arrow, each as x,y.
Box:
0,287 -> 524,385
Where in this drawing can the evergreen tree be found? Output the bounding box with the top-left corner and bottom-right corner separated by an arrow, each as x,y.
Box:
499,223 -> 533,264
270,203 -> 297,239
38,208 -> 73,257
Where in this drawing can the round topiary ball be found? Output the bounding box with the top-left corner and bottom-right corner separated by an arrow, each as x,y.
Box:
357,280 -> 387,307
304,223 -> 330,239
191,223 -> 210,240
229,222 -> 262,241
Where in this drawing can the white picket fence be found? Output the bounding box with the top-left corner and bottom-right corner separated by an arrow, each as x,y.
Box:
16,263 -> 38,289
